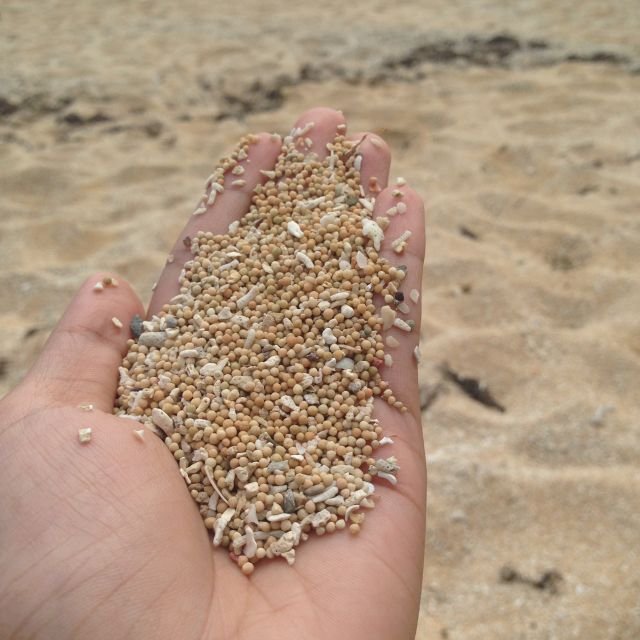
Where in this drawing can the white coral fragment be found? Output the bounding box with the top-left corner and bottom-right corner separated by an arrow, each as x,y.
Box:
200,358 -> 228,378
287,220 -> 304,238
362,218 -> 384,251
374,457 -> 400,473
236,285 -> 259,310
320,213 -> 338,227
270,530 -> 299,564
335,357 -> 355,370
391,230 -> 412,254
380,305 -> 396,330
179,348 -> 200,358
243,526 -> 258,558
393,318 -> 412,332
311,486 -> 339,503
245,503 -> 258,525
377,471 -> 398,485
278,395 -> 298,412
322,327 -> 337,345
244,327 -> 256,349
244,481 -> 259,499
138,331 -> 167,348
296,251 -> 314,269
371,457 -> 400,485
359,197 -> 374,212
151,408 -> 174,435
340,304 -> 354,318
263,355 -> 280,367
308,509 -> 332,529
213,508 -> 236,546
267,512 -> 292,523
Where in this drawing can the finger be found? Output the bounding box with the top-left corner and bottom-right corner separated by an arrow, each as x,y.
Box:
147,132 -> 282,316
374,184 -> 426,419
289,106 -> 346,159
27,273 -> 144,412
347,132 -> 392,195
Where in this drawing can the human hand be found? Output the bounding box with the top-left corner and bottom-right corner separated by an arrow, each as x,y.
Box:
0,108 -> 426,640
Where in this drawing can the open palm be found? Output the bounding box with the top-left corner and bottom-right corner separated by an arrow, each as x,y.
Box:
0,108 -> 426,640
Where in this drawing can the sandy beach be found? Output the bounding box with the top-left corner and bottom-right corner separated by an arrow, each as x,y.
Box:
1,1 -> 640,637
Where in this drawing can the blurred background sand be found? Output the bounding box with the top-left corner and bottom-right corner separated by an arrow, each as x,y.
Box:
1,2 -> 639,638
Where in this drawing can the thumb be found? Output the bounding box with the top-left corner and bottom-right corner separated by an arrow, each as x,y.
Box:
26,273 -> 144,412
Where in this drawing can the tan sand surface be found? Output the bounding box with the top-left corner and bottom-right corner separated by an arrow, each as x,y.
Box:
1,2 -> 639,638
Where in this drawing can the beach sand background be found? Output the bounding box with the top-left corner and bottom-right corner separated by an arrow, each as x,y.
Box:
1,1 -> 639,637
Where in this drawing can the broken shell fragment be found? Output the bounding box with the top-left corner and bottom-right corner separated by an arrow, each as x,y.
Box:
138,331 -> 167,348
151,408 -> 174,435
362,218 -> 384,251
322,327 -> 337,345
287,220 -> 304,238
380,305 -> 396,330
340,304 -> 354,318
393,317 -> 412,332
296,251 -> 314,269
213,508 -> 236,546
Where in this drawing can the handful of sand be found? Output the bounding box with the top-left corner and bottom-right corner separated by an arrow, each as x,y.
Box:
114,126 -> 414,574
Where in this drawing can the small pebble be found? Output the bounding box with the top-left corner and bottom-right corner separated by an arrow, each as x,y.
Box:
130,314 -> 144,339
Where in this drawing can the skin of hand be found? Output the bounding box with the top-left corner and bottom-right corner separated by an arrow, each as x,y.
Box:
0,108 -> 426,640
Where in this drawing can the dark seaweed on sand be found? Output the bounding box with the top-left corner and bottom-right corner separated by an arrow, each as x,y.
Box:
442,364 -> 505,412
